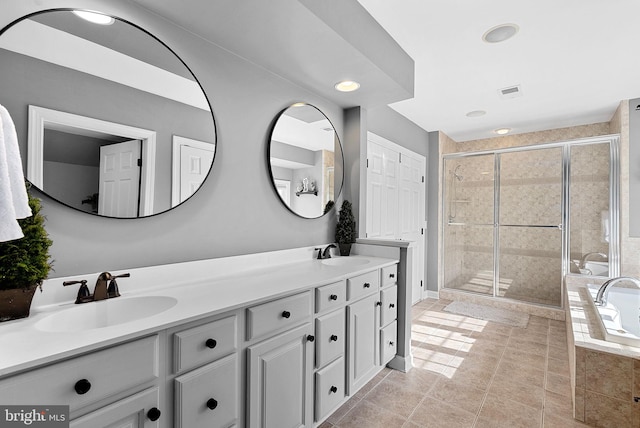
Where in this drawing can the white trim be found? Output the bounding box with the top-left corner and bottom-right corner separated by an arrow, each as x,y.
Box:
28,105 -> 157,216
425,290 -> 439,300
171,135 -> 215,207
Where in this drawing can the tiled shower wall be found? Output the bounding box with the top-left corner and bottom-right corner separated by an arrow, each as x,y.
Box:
439,122 -> 613,307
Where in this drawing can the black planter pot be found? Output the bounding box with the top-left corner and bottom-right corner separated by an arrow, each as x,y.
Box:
338,243 -> 352,256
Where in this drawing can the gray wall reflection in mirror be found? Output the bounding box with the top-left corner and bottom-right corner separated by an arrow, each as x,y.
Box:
269,103 -> 344,218
0,9 -> 216,218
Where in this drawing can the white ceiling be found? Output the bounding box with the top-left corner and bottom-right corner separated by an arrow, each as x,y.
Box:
357,0 -> 640,141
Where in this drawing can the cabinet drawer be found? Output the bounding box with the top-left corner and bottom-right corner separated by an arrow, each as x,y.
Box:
380,321 -> 397,366
246,291 -> 312,340
315,308 -> 345,368
70,387 -> 160,428
380,285 -> 398,328
175,354 -> 238,428
315,281 -> 346,314
381,264 -> 398,287
0,335 -> 158,412
315,357 -> 345,422
347,270 -> 379,301
173,315 -> 237,373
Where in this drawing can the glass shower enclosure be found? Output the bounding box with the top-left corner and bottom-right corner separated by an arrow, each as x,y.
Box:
442,136 -> 619,308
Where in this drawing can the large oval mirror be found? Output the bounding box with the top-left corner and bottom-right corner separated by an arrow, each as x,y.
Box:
268,103 -> 344,218
0,9 -> 216,218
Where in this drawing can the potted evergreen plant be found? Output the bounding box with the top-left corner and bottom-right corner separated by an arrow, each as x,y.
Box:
0,188 -> 52,322
335,200 -> 356,256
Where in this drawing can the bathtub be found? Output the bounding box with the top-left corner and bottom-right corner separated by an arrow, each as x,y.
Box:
583,261 -> 609,276
586,283 -> 640,347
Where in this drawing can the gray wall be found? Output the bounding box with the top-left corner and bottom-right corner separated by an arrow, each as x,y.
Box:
629,98 -> 640,237
2,0 -> 345,276
2,0 -> 430,283
427,131 -> 439,292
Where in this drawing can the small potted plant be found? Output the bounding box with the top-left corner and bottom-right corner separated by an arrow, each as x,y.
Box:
335,200 -> 356,256
0,188 -> 52,322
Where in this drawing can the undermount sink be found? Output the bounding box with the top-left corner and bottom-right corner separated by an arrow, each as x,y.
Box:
321,257 -> 370,267
35,296 -> 177,332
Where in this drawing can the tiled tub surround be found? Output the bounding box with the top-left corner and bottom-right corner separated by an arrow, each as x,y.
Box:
564,275 -> 640,427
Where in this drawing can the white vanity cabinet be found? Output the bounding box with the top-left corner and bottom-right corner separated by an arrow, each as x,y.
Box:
0,335 -> 160,424
246,291 -> 314,428
171,314 -> 239,428
379,264 -> 398,366
70,387 -> 161,428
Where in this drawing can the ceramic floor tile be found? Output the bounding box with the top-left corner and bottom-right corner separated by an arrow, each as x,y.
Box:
324,299 -> 596,428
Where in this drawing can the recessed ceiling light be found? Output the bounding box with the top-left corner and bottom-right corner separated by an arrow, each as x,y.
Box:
291,102 -> 306,107
334,80 -> 360,92
494,128 -> 511,135
482,24 -> 519,43
73,10 -> 115,25
466,110 -> 486,118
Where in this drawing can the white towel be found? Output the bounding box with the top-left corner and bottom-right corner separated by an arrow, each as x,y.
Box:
0,104 -> 32,242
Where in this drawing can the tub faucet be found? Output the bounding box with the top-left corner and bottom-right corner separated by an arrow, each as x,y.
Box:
315,244 -> 337,259
594,276 -> 640,306
579,252 -> 608,268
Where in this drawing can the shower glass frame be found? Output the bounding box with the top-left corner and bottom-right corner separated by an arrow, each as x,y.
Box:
441,135 -> 620,309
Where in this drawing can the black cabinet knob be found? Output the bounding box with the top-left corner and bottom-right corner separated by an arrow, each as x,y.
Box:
205,338 -> 217,349
389,273 -> 395,278
307,335 -> 315,342
330,335 -> 338,342
330,386 -> 338,393
330,294 -> 338,300
147,407 -> 161,421
282,310 -> 291,318
389,303 -> 395,308
363,283 -> 370,288
74,379 -> 91,395
376,301 -> 381,306
389,341 -> 395,346
207,398 -> 218,410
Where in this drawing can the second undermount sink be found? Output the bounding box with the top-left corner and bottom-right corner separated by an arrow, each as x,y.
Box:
321,257 -> 370,267
35,295 -> 177,332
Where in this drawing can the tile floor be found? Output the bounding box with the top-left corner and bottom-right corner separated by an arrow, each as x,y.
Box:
321,298 -> 594,428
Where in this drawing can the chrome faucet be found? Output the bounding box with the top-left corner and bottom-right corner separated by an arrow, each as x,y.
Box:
315,244 -> 337,259
64,272 -> 130,304
594,276 -> 640,306
580,252 -> 608,268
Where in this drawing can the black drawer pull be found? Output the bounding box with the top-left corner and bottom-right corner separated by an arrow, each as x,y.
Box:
363,283 -> 371,288
376,301 -> 381,306
74,379 -> 91,395
330,386 -> 338,393
389,303 -> 395,308
330,334 -> 338,342
307,335 -> 315,342
147,407 -> 161,421
207,398 -> 218,410
389,273 -> 395,278
330,294 -> 338,300
282,311 -> 291,318
205,338 -> 217,349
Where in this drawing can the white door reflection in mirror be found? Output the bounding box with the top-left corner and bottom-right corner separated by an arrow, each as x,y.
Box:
274,179 -> 291,207
171,136 -> 215,206
99,139 -> 141,217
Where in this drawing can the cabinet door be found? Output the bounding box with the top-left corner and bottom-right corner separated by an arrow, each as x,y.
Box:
175,354 -> 238,428
71,387 -> 160,428
347,294 -> 378,394
247,323 -> 314,428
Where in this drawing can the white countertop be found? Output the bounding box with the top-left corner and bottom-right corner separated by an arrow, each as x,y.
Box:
0,253 -> 397,377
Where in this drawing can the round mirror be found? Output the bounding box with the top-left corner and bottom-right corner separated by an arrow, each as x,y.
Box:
0,9 -> 216,218
268,103 -> 344,218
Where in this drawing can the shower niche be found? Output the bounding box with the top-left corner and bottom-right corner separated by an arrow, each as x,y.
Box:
442,136 -> 619,308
